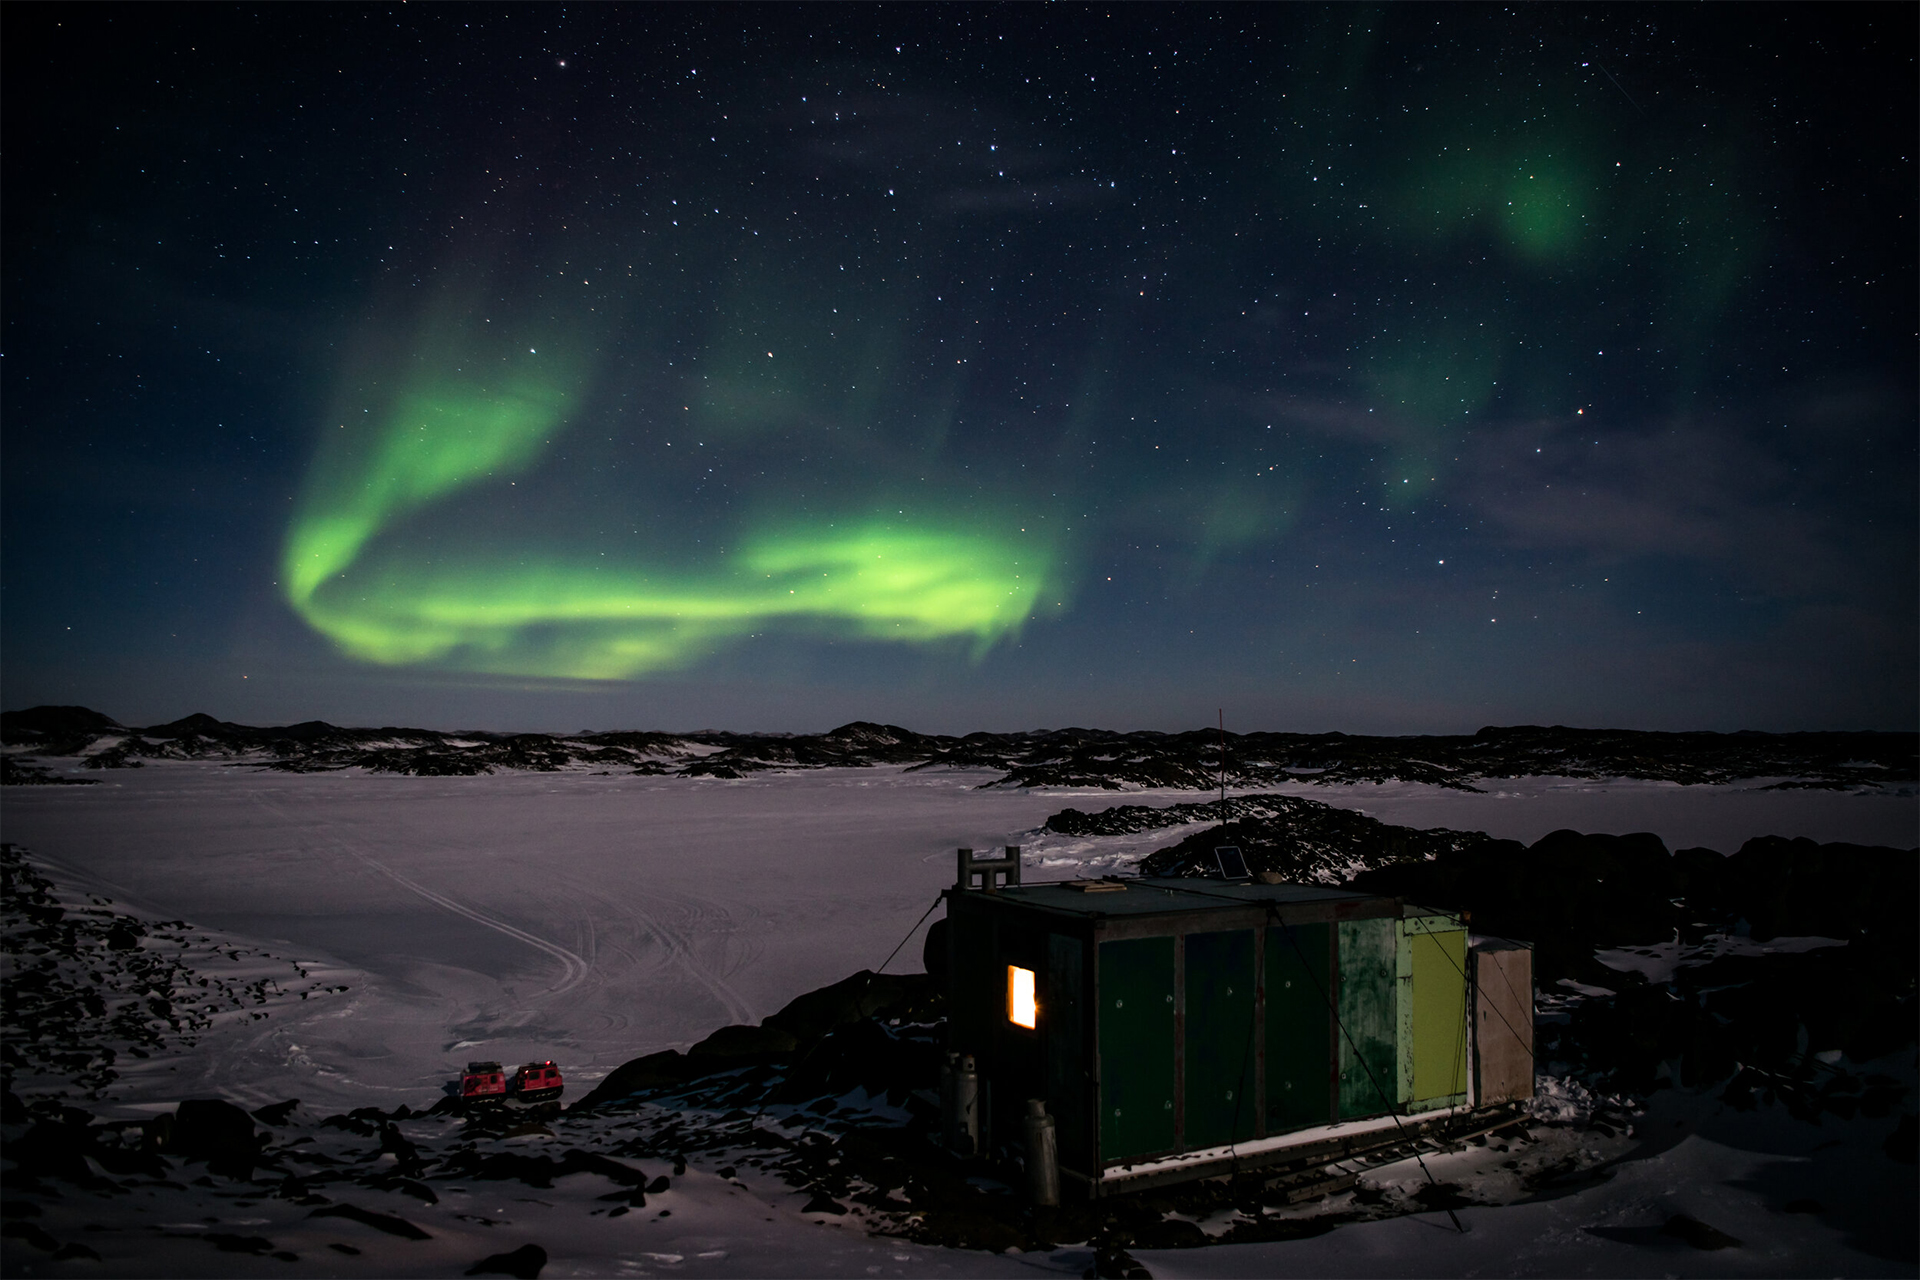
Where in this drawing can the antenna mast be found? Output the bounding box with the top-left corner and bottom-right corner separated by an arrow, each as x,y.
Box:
1218,707 -> 1227,824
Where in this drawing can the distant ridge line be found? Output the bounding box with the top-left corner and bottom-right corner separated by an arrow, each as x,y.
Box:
2,705 -> 1912,792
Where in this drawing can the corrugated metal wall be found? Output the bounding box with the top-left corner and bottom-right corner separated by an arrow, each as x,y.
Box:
1183,929 -> 1257,1149
1045,932 -> 1089,1167
951,894 -> 1511,1179
1265,921 -> 1333,1132
1097,936 -> 1176,1161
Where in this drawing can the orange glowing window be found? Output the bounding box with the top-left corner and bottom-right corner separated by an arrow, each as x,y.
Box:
1007,965 -> 1037,1029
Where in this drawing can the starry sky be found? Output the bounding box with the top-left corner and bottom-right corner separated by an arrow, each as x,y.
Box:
4,5 -> 1914,734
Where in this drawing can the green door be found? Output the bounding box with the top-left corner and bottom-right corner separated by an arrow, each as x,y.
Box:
1337,918 -> 1399,1119
1184,929 -> 1256,1150
1265,921 -> 1332,1133
1098,936 -> 1176,1162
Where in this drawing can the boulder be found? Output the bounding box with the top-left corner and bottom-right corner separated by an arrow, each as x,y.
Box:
7,1122 -> 98,1183
466,1243 -> 547,1278
170,1098 -> 259,1176
569,1051 -> 698,1110
687,1023 -> 799,1061
761,970 -> 929,1044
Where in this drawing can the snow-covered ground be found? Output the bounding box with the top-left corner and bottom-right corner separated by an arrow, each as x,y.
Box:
2,761 -> 1913,1276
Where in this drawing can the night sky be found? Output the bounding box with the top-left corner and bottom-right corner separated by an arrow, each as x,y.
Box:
5,5 -> 1914,734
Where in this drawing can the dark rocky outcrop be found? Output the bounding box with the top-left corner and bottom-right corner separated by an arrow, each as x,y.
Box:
466,1243 -> 548,1278
4,705 -> 1910,792
1121,792 -> 1496,883
170,1098 -> 261,1177
0,706 -> 123,746
0,756 -> 97,786
307,1203 -> 432,1240
573,970 -> 937,1112
687,1024 -> 800,1062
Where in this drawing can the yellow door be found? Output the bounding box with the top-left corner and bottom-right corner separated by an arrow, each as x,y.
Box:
1409,928 -> 1467,1104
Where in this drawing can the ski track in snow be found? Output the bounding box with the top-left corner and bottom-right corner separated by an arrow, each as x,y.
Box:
251,793 -> 591,999
544,867 -> 758,1031
248,792 -> 757,1043
352,848 -> 592,998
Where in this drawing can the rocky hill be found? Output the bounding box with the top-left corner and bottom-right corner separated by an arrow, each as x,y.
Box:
1,705 -> 1912,792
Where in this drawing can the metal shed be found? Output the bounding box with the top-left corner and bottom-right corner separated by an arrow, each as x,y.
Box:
941,848 -> 1533,1197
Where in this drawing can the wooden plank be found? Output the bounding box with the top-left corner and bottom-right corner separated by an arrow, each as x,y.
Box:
1473,943 -> 1535,1105
1336,918 -> 1398,1119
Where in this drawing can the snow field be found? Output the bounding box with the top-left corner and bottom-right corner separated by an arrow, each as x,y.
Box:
2,759 -> 1913,1277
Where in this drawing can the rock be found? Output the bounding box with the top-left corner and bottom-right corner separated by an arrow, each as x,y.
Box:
570,1051 -> 697,1110
466,1243 -> 548,1278
1885,1114 -> 1917,1164
687,1023 -> 799,1061
761,970 -> 929,1044
775,1015 -> 941,1105
801,1192 -> 846,1215
2,1221 -> 61,1252
438,1146 -> 648,1192
171,1098 -> 258,1177
251,1099 -> 300,1127
1662,1214 -> 1741,1250
380,1122 -> 423,1171
203,1232 -> 276,1255
140,1113 -> 174,1152
440,1151 -> 564,1188
308,1203 -> 432,1240
361,1175 -> 438,1205
8,1122 -> 99,1183
1088,1244 -> 1154,1278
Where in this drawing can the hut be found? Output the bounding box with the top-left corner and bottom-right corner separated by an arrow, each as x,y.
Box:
940,847 -> 1533,1197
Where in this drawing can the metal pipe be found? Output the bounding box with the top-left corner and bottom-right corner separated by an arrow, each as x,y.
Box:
939,1051 -> 957,1144
1024,1098 -> 1060,1206
950,1054 -> 980,1156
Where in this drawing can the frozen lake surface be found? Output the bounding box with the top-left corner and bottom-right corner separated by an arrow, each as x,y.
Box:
5,763 -> 1911,1109
2,761 -> 1912,1276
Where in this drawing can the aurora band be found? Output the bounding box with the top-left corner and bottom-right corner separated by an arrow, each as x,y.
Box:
281,358 -> 1050,680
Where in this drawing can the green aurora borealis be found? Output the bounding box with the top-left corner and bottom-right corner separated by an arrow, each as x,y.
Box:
7,5 -> 1913,729
284,348 -> 1050,678
273,13 -> 1785,688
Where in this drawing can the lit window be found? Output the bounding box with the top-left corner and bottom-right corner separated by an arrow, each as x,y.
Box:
1007,965 -> 1037,1029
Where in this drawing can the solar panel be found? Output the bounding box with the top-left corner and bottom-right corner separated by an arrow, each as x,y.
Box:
1214,845 -> 1249,880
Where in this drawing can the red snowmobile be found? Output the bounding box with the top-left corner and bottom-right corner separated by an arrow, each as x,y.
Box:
508,1060 -> 564,1104
460,1061 -> 507,1104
